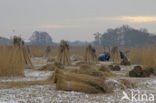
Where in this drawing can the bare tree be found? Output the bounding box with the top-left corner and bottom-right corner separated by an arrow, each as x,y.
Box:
93,32 -> 101,46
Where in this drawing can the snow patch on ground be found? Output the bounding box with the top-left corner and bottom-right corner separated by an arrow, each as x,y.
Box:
1,84 -> 155,103
0,70 -> 52,82
0,85 -> 115,103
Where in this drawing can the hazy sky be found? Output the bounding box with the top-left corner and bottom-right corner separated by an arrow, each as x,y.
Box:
0,0 -> 156,42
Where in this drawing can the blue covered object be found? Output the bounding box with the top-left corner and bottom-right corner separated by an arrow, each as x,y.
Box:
120,51 -> 126,59
98,53 -> 110,61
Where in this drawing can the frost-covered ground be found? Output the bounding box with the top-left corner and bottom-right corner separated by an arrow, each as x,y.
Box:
0,85 -> 115,103
0,79 -> 156,103
0,70 -> 52,82
0,57 -> 156,103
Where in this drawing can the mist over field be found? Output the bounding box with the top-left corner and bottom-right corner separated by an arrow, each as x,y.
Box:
0,0 -> 156,42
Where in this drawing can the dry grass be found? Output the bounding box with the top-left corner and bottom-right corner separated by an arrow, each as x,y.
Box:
29,46 -> 104,57
78,64 -> 105,77
79,64 -> 93,69
29,46 -> 48,57
0,46 -> 25,77
129,46 -> 156,68
99,65 -> 111,72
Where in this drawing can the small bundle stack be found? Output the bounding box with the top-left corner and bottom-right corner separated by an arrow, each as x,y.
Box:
13,36 -> 34,69
108,65 -> 121,71
84,45 -> 97,64
120,57 -> 131,66
56,40 -> 71,65
129,66 -> 155,77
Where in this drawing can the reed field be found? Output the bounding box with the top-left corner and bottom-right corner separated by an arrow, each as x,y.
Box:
129,46 -> 156,68
29,46 -> 104,57
28,45 -> 156,68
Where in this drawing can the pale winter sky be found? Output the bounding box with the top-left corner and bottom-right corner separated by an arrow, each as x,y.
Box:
0,0 -> 156,42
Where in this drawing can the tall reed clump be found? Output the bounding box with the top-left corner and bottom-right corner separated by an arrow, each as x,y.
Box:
129,46 -> 156,68
0,46 -> 25,76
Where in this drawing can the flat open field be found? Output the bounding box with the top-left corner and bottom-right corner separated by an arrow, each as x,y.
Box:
0,57 -> 156,103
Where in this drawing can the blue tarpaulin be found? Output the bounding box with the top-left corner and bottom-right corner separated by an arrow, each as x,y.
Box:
98,53 -> 110,61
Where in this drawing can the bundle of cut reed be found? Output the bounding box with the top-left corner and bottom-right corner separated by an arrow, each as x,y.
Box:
84,44 -> 97,64
56,40 -> 71,65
